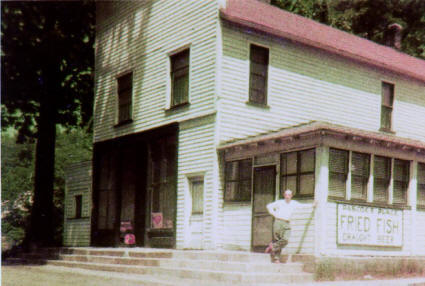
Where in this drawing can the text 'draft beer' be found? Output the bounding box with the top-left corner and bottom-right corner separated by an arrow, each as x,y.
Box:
337,203 -> 403,247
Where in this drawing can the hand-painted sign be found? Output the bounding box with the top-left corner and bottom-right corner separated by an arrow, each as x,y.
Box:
337,203 -> 403,247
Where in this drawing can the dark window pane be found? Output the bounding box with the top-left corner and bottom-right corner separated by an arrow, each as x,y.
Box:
281,175 -> 297,194
171,49 -> 189,107
300,149 -> 315,173
299,174 -> 315,195
75,195 -> 82,219
240,159 -> 252,180
382,82 -> 394,107
239,180 -> 252,201
226,161 -> 239,181
249,45 -> 268,105
381,106 -> 392,130
374,156 -> 391,180
225,182 -> 238,201
329,173 -> 346,198
224,159 -> 252,202
352,152 -> 370,177
117,73 -> 133,122
281,152 -> 297,175
329,148 -> 348,174
393,181 -> 407,204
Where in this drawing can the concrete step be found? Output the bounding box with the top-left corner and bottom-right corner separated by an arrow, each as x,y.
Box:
58,254 -> 304,273
47,259 -> 314,284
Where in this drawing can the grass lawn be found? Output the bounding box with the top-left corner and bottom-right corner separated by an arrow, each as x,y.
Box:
1,265 -> 146,286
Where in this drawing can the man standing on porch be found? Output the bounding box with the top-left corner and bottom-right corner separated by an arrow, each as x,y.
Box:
266,189 -> 316,263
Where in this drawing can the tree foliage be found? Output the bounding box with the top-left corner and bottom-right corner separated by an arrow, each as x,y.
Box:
2,129 -> 93,249
1,1 -> 95,247
271,0 -> 425,59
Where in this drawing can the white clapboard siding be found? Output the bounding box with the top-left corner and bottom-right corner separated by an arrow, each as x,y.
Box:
416,210 -> 425,255
324,202 -> 412,256
63,161 -> 92,247
218,25 -> 425,144
176,117 -> 216,249
286,204 -> 316,254
94,0 -> 218,143
221,204 -> 252,251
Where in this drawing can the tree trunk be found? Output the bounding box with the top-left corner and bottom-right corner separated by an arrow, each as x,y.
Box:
25,93 -> 57,248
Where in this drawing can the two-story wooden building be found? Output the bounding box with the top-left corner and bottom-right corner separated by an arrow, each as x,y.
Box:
64,0 -> 425,258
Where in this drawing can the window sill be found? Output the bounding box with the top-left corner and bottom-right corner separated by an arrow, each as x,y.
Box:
114,119 -> 133,128
67,217 -> 90,220
379,128 -> 395,134
327,198 -> 411,210
245,101 -> 270,109
164,102 -> 190,114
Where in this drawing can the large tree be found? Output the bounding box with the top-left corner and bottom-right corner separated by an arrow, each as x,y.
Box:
1,1 -> 95,247
271,0 -> 425,60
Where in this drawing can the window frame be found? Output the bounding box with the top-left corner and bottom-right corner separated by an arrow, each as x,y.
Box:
170,48 -> 190,108
74,194 -> 83,219
280,149 -> 315,199
189,177 -> 204,215
373,155 -> 391,204
116,72 -> 133,125
328,148 -> 349,200
392,159 -> 410,206
350,151 -> 370,202
248,44 -> 269,106
224,159 -> 253,203
417,162 -> 425,208
380,81 -> 395,132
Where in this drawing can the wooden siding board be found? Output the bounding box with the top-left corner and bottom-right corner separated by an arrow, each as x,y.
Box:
64,161 -> 92,247
94,0 -> 218,143
219,25 -> 425,144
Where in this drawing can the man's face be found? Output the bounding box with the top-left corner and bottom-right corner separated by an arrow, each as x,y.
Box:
284,191 -> 292,202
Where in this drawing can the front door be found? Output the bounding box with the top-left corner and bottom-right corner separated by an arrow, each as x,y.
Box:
252,166 -> 276,252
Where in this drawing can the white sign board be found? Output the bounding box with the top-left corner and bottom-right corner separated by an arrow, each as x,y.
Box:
337,203 -> 403,247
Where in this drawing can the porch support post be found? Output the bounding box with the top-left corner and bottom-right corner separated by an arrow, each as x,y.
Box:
408,161 -> 418,255
314,146 -> 329,257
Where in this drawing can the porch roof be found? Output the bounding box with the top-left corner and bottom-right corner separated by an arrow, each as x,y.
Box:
218,121 -> 425,155
220,0 -> 425,83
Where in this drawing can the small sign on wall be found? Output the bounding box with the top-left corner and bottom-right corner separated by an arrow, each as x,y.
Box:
337,203 -> 403,247
152,212 -> 163,229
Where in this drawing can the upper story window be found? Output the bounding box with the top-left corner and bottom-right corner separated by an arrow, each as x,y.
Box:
117,73 -> 133,124
249,44 -> 269,106
418,163 -> 425,207
281,149 -> 315,198
224,159 -> 252,202
170,49 -> 190,108
380,82 -> 394,131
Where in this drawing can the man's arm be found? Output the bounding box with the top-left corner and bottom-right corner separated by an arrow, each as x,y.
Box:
267,201 -> 279,217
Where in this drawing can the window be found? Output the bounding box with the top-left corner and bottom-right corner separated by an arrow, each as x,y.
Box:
249,44 -> 269,105
393,159 -> 409,205
380,82 -> 394,131
117,73 -> 133,123
190,178 -> 204,215
281,149 -> 315,197
374,156 -> 391,203
329,148 -> 349,199
351,152 -> 370,201
224,159 -> 252,202
170,49 -> 190,107
418,163 -> 425,207
75,195 -> 82,219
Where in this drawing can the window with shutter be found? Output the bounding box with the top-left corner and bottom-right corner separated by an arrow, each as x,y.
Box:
374,156 -> 391,203
417,163 -> 425,207
249,45 -> 269,105
170,49 -> 190,107
224,159 -> 252,202
329,148 -> 348,199
380,82 -> 394,131
117,73 -> 133,123
281,149 -> 315,197
351,152 -> 370,201
393,159 -> 409,205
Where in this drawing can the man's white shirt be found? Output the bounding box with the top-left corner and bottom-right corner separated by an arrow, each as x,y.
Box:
266,199 -> 302,221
